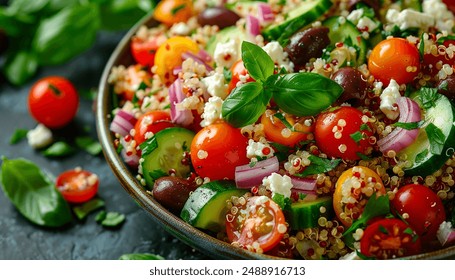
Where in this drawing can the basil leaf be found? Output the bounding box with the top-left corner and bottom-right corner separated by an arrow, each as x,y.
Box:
0,157 -> 73,227
42,141 -> 76,157
241,41 -> 275,82
7,0 -> 50,14
119,253 -> 165,260
32,3 -> 100,65
295,155 -> 341,177
350,131 -> 363,144
97,211 -> 125,227
75,136 -> 102,156
272,193 -> 291,210
9,129 -> 28,144
437,35 -> 455,44
3,50 -> 38,86
72,198 -> 105,220
98,0 -> 155,31
419,32 -> 425,61
343,193 -> 390,238
419,87 -> 440,110
425,123 -> 445,155
222,81 -> 270,127
265,73 -> 343,116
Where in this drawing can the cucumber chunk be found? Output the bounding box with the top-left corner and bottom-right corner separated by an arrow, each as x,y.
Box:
141,127 -> 195,188
398,92 -> 455,176
180,180 -> 247,232
288,196 -> 333,230
205,26 -> 246,56
322,16 -> 368,66
262,0 -> 332,43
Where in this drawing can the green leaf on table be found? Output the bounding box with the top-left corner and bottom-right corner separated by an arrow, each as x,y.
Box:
241,41 -> 275,82
3,50 -> 38,86
119,253 -> 165,260
42,141 -> 77,157
222,81 -> 271,127
96,210 -> 125,227
72,198 -> 105,220
9,129 -> 28,144
0,157 -> 73,227
264,72 -> 344,117
32,3 -> 101,65
75,136 -> 102,156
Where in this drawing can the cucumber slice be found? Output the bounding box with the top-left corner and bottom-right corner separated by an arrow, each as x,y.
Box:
400,0 -> 423,11
141,127 -> 195,188
205,26 -> 246,56
262,0 -> 332,43
288,196 -> 333,230
398,92 -> 455,176
180,180 -> 248,232
322,16 -> 368,66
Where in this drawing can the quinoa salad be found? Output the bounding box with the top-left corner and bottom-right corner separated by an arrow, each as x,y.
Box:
107,0 -> 455,259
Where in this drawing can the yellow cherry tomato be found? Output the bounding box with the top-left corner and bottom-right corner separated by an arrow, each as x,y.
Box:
153,0 -> 193,26
333,166 -> 386,227
154,36 -> 199,86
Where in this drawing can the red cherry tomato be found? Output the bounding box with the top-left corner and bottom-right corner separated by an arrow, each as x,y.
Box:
190,122 -> 249,180
443,0 -> 455,13
314,106 -> 373,160
153,0 -> 194,26
226,196 -> 286,253
260,110 -> 314,147
227,60 -> 255,94
133,111 -> 175,145
392,184 -> 446,244
368,38 -> 420,85
360,218 -> 421,259
119,65 -> 153,101
56,169 -> 99,204
130,33 -> 166,67
28,76 -> 79,128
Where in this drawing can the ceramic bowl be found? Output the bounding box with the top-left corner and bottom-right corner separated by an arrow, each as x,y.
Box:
96,13 -> 455,260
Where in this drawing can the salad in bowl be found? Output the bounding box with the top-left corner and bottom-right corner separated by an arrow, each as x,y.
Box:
103,0 -> 455,259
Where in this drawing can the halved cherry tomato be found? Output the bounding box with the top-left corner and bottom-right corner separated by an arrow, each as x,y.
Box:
154,36 -> 199,86
133,111 -> 175,145
333,166 -> 386,227
360,218 -> 421,259
28,76 -> 79,128
56,169 -> 99,204
314,106 -> 373,160
117,65 -> 153,101
226,196 -> 286,253
130,33 -> 166,67
261,110 -> 314,147
153,0 -> 193,26
392,184 -> 446,244
368,38 -> 420,85
227,60 -> 255,94
190,122 -> 249,180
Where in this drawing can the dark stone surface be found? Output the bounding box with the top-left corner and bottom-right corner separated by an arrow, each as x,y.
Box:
0,31 -> 207,260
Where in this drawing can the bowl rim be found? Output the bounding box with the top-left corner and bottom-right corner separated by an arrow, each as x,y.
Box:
96,13 -> 455,260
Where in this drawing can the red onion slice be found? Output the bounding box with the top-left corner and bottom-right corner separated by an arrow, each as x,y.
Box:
378,97 -> 421,154
290,176 -> 318,192
110,110 -> 137,136
246,15 -> 260,38
169,78 -> 194,126
257,3 -> 275,23
120,136 -> 140,169
181,51 -> 213,72
235,156 -> 279,188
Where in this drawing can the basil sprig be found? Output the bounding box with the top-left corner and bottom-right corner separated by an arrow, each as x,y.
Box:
221,41 -> 343,127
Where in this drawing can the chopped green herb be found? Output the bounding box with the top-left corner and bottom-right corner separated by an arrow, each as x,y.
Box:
140,136 -> 158,157
223,67 -> 232,83
356,152 -> 372,161
137,81 -> 148,91
273,112 -> 295,131
415,149 -> 429,163
162,104 -> 171,109
269,141 -> 291,162
425,123 -> 445,155
419,32 -> 425,61
171,4 -> 186,15
379,225 -> 389,234
116,143 -> 124,154
360,123 -> 371,131
9,129 -> 28,144
439,80 -> 449,91
403,227 -> 414,235
148,169 -> 168,182
98,212 -> 125,227
356,250 -> 375,260
436,35 -> 455,44
42,141 -> 76,157
95,210 -> 107,223
295,155 -> 341,177
72,198 -> 105,220
272,193 -> 291,210
419,87 -> 440,110
393,121 -> 422,130
75,136 -> 102,156
350,131 -> 364,144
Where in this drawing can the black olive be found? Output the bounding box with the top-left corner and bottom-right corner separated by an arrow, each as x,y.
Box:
331,67 -> 369,106
197,6 -> 241,29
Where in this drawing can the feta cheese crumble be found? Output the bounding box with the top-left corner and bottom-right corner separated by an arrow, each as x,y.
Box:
200,96 -> 223,127
262,173 -> 293,198
246,138 -> 274,159
27,124 -> 53,149
214,39 -> 240,69
386,8 -> 435,31
201,72 -> 228,99
380,79 -> 401,120
262,41 -> 294,72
